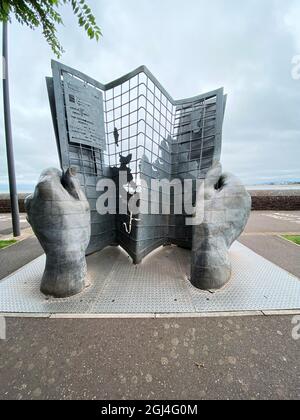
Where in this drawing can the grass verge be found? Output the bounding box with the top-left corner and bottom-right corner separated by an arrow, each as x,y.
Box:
0,240 -> 17,250
282,235 -> 300,246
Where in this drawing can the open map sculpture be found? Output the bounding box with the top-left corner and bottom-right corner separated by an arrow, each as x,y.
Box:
26,61 -> 251,298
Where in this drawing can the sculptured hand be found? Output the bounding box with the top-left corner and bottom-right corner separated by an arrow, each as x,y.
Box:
25,168 -> 91,298
191,163 -> 251,290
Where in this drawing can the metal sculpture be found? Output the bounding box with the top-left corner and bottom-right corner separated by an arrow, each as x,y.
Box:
26,61 -> 251,297
25,168 -> 91,298
191,163 -> 251,289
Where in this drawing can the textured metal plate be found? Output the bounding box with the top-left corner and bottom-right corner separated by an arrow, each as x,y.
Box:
63,73 -> 106,150
0,243 -> 299,314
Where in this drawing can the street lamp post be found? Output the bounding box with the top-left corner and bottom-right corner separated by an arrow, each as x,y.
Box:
2,21 -> 20,237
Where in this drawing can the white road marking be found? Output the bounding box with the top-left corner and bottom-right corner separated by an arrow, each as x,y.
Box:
262,213 -> 300,224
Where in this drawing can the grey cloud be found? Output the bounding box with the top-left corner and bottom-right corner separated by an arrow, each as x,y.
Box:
0,0 -> 299,191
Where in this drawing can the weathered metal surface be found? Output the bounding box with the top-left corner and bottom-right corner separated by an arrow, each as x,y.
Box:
63,73 -> 106,150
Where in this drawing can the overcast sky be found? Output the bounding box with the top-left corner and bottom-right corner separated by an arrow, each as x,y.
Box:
0,0 -> 300,190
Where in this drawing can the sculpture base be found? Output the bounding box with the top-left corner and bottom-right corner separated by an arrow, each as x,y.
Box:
0,243 -> 299,315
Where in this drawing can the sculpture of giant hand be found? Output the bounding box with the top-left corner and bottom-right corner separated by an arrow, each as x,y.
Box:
25,168 -> 91,298
191,163 -> 251,290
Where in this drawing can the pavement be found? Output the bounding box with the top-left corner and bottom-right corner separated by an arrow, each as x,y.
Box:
0,316 -> 299,400
239,211 -> 300,279
0,214 -> 43,280
0,211 -> 299,400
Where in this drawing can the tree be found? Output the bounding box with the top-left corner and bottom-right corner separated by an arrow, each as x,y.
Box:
0,0 -> 102,57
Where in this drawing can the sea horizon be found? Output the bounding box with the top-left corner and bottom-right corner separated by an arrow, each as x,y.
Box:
1,180 -> 300,194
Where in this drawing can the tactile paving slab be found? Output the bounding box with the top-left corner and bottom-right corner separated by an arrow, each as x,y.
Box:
0,243 -> 299,314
